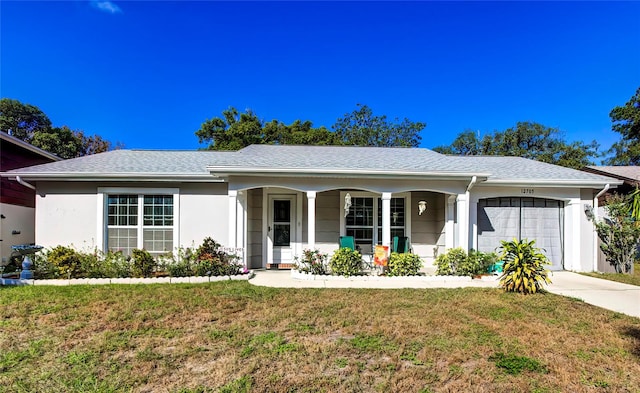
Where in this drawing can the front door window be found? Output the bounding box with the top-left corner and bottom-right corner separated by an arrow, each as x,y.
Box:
273,200 -> 291,246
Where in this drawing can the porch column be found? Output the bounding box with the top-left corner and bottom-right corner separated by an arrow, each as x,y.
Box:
382,192 -> 392,249
228,189 -> 238,250
445,195 -> 456,250
307,191 -> 316,250
456,192 -> 469,251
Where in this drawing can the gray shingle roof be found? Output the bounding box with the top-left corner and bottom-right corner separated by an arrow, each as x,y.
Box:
2,144 -> 619,186
447,156 -> 614,182
207,145 -> 474,174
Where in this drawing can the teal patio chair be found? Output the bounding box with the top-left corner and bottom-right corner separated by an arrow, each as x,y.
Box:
339,236 -> 356,250
392,236 -> 411,253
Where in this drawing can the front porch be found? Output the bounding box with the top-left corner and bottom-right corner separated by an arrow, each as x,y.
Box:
225,177 -> 477,271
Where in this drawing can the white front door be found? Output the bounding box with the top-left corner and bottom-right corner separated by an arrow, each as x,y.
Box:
267,195 -> 296,266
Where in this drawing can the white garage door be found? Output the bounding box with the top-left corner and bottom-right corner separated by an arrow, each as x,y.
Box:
477,197 -> 564,270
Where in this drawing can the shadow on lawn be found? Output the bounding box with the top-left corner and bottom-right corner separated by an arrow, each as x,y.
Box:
621,326 -> 640,358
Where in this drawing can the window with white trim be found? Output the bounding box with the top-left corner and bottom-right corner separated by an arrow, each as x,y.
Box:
377,197 -> 405,241
345,197 -> 374,247
107,194 -> 174,256
344,196 -> 405,247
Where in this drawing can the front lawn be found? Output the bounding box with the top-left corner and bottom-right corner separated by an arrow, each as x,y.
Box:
1,282 -> 639,392
582,262 -> 640,287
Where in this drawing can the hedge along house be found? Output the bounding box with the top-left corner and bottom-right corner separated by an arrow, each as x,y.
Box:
0,145 -> 622,272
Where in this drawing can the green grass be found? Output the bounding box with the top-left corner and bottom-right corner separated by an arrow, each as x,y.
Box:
581,262 -> 640,286
0,282 -> 639,392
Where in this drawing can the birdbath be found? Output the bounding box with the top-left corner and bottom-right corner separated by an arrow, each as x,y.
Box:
11,244 -> 43,280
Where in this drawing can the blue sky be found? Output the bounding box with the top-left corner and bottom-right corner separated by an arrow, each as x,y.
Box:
2,1 -> 639,158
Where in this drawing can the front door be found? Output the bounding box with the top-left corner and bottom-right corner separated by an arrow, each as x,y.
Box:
268,195 -> 296,266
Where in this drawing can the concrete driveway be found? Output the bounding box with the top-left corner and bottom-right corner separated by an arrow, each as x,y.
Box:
546,271 -> 640,319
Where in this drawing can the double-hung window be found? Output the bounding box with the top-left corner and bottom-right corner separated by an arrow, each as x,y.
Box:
344,194 -> 406,247
105,191 -> 176,257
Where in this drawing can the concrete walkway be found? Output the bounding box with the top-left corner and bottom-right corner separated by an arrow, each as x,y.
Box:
545,271 -> 640,319
249,270 -> 501,289
249,270 -> 640,319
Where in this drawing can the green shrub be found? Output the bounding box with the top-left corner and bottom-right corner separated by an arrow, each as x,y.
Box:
47,245 -> 83,278
435,248 -> 468,276
595,193 -> 640,273
130,249 -> 156,278
294,249 -> 328,275
101,250 -> 131,278
330,248 -> 362,277
498,239 -> 551,294
435,248 -> 497,277
387,252 -> 422,276
158,247 -> 196,277
195,237 -> 242,276
159,239 -> 241,277
467,250 -> 498,276
33,251 -> 56,279
78,250 -> 103,278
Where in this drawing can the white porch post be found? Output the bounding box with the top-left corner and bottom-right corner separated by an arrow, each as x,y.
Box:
445,195 -> 456,251
382,192 -> 392,249
228,189 -> 238,250
307,191 -> 316,250
456,192 -> 469,251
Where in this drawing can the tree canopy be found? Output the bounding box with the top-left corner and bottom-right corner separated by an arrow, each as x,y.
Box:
0,98 -> 52,141
195,104 -> 425,150
0,98 -> 114,159
433,121 -> 600,169
332,104 -> 424,147
605,87 -> 640,165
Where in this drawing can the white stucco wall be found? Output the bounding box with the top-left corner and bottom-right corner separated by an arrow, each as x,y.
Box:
36,182 -> 98,251
178,183 -> 229,248
34,182 -> 229,253
0,203 -> 36,265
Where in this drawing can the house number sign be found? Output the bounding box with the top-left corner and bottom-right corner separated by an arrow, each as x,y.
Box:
521,188 -> 535,195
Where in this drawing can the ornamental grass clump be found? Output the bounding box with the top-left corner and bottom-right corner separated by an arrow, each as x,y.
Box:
498,239 -> 551,294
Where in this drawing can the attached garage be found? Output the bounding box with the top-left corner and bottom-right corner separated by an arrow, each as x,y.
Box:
477,197 -> 564,270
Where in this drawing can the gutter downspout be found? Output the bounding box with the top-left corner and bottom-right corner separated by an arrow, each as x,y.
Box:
592,184 -> 610,272
15,176 -> 36,190
466,175 -> 477,193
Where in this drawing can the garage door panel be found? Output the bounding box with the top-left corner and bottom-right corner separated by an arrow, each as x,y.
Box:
477,198 -> 519,254
478,197 -> 564,270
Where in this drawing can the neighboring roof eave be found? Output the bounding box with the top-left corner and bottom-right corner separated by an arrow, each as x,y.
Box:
582,166 -> 640,185
0,132 -> 62,161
